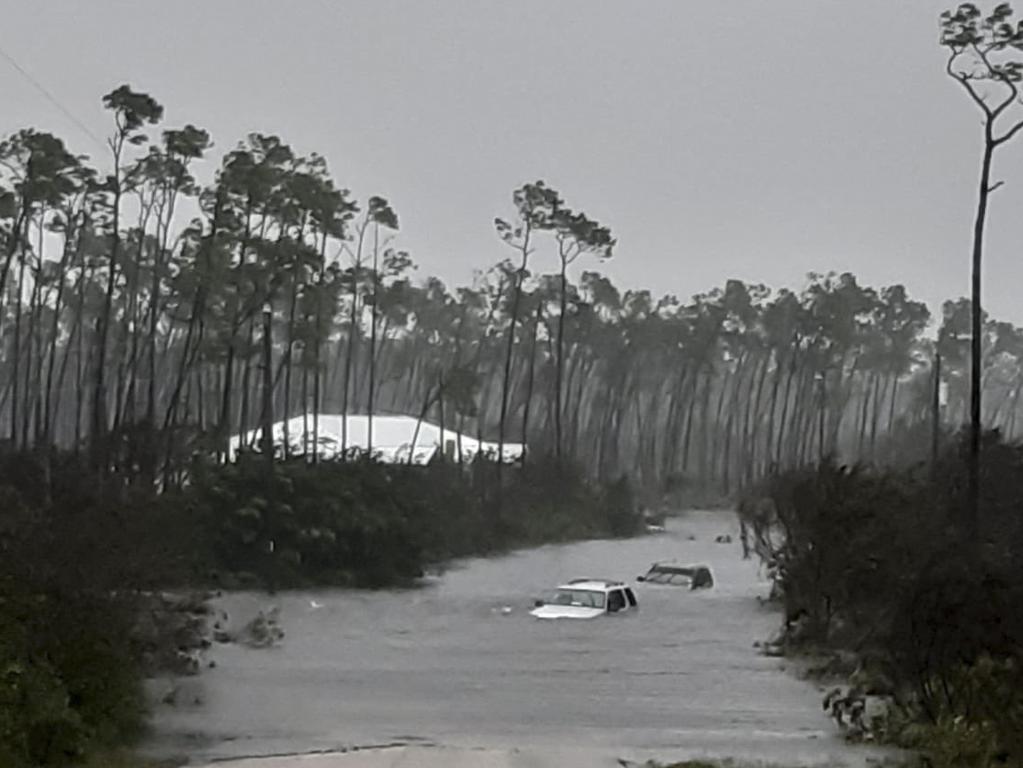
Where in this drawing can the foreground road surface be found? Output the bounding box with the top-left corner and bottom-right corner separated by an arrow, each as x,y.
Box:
147,511 -> 893,767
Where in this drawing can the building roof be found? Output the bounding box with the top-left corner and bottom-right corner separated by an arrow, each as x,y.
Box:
227,413 -> 525,464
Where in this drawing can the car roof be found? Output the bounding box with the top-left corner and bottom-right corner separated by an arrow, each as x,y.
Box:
558,579 -> 628,591
647,561 -> 711,573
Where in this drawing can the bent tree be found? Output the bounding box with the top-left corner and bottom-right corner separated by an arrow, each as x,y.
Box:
92,86 -> 164,475
940,2 -> 1023,541
550,208 -> 614,463
494,182 -> 559,468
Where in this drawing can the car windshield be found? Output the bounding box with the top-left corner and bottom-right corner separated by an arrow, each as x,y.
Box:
644,566 -> 695,585
550,589 -> 606,609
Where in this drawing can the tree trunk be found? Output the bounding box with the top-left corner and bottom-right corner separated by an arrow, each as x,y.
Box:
282,273 -> 299,460
774,346 -> 799,467
868,373 -> 883,461
745,352 -> 770,482
498,241 -> 529,479
367,223 -> 380,454
10,252 -> 26,446
554,253 -> 568,463
521,301 -> 543,457
763,348 -> 784,474
341,246 -> 362,452
259,304 -> 275,462
886,372 -> 900,441
92,151 -> 126,473
966,134 -> 994,544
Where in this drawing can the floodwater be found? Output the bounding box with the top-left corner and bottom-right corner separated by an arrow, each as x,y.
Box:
147,511 -> 891,767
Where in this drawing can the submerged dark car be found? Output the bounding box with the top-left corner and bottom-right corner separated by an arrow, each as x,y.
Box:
636,562 -> 714,590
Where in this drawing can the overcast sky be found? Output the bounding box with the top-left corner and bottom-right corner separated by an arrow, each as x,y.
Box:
3,0 -> 1023,325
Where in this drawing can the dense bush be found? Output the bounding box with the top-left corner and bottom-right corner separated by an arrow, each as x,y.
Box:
183,451 -> 642,588
0,578 -> 146,767
740,431 -> 1023,765
0,459 -> 154,767
183,453 -> 429,588
2,446 -> 641,594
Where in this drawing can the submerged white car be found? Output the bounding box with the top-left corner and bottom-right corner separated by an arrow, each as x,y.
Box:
529,579 -> 638,619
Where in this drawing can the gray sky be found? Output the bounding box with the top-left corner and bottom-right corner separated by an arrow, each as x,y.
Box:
3,0 -> 1023,324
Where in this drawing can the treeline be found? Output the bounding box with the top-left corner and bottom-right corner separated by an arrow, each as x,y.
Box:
3,87 -> 1023,498
740,432 -> 1023,766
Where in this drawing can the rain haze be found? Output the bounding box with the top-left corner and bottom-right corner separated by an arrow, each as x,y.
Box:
5,2 -> 1023,768
3,0 -> 1023,323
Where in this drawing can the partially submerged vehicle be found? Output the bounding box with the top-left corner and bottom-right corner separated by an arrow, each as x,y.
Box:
529,579 -> 638,619
642,508 -> 667,533
636,562 -> 714,590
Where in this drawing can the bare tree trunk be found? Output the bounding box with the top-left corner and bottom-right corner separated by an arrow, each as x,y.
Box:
886,372 -> 900,440
10,253 -> 26,446
92,151 -> 127,473
967,135 -> 995,544
341,273 -> 360,452
259,303 -> 275,461
367,223 -> 380,453
763,348 -> 784,473
775,347 -> 799,467
498,242 -> 529,481
239,323 -> 254,443
554,253 -> 568,463
520,301 -> 542,457
282,274 -> 299,460
44,233 -> 81,445
73,266 -> 95,453
681,368 -> 702,473
868,373 -> 883,461
745,352 -> 770,482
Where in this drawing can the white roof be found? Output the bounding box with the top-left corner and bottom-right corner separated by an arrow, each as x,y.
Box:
227,413 -> 525,465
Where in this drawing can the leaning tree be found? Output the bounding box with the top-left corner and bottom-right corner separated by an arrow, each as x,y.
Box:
940,2 -> 1023,542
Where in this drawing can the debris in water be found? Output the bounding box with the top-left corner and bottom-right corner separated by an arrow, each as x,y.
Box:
211,606 -> 284,648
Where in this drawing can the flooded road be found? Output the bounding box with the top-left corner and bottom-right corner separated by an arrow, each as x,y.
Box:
149,511 -> 887,766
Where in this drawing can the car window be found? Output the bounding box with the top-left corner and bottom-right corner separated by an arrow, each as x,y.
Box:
624,588 -> 637,607
553,589 -> 605,608
608,589 -> 625,612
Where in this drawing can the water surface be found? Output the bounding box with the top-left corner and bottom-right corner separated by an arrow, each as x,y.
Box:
148,511 -> 886,766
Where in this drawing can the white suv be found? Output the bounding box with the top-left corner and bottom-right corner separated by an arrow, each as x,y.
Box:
529,579 -> 638,619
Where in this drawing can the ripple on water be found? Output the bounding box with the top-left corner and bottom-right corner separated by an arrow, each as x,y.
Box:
147,511 -> 891,767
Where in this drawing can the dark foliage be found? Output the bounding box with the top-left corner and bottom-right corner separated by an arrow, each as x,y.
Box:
184,451 -> 641,589
0,577 -> 145,768
740,431 -> 1023,763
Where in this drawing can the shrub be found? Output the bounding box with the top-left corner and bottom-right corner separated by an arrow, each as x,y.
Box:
739,431 -> 1023,765
0,578 -> 146,767
183,451 -> 640,589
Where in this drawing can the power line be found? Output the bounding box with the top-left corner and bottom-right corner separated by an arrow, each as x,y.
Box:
0,41 -> 106,150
